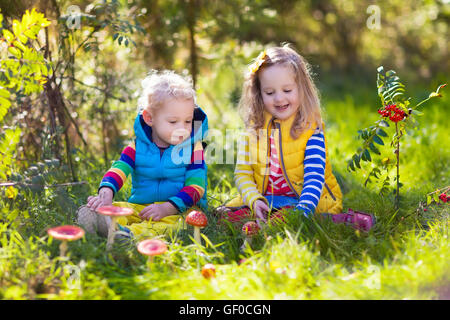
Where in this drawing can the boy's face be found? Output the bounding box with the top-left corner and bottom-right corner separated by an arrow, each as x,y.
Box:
143,98 -> 195,147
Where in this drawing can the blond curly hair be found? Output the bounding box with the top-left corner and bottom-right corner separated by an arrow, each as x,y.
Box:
239,44 -> 323,138
137,70 -> 196,114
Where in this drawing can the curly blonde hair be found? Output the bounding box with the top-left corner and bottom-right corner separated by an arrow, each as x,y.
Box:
239,44 -> 322,139
137,70 -> 196,114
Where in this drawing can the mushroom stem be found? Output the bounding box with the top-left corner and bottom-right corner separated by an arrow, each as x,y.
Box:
106,216 -> 117,250
194,226 -> 201,244
59,240 -> 68,257
147,256 -> 154,265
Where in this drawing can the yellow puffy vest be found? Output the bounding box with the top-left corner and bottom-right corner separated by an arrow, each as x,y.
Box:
228,111 -> 343,214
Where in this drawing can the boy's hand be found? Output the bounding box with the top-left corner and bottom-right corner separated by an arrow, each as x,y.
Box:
253,199 -> 269,227
139,202 -> 178,221
86,187 -> 113,210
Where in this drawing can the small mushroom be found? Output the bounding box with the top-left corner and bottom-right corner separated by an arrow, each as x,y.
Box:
96,205 -> 134,250
241,221 -> 259,249
47,225 -> 85,257
185,210 -> 208,244
201,263 -> 216,279
137,239 -> 167,265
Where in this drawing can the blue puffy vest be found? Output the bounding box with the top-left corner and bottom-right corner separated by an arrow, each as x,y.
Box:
128,107 -> 208,211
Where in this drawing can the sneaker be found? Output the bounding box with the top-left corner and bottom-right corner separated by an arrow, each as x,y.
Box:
116,224 -> 132,239
331,209 -> 376,232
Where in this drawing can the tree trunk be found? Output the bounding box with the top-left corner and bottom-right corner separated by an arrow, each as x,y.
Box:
186,0 -> 198,88
44,81 -> 78,182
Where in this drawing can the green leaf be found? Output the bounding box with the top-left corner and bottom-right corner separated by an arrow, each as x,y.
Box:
369,142 -> 381,155
348,160 -> 355,172
361,150 -> 367,161
23,29 -> 36,39
17,33 -> 28,44
0,88 -> 10,99
3,29 -> 14,42
12,20 -> 22,37
364,149 -> 371,162
352,154 -> 361,169
8,46 -> 22,59
373,135 -> 384,145
361,130 -> 369,140
376,128 -> 388,137
13,40 -> 26,52
433,193 -> 439,203
0,97 -> 12,122
379,120 -> 390,127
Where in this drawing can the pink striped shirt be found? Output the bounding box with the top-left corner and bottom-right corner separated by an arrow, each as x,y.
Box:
265,131 -> 296,197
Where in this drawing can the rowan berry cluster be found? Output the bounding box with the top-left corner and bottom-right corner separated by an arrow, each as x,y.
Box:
439,193 -> 449,203
377,104 -> 406,123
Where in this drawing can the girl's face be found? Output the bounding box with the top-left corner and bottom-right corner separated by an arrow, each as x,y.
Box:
143,98 -> 194,147
259,64 -> 300,120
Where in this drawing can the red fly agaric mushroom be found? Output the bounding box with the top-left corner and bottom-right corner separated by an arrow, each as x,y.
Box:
96,205 -> 134,250
185,210 -> 208,244
241,221 -> 259,249
137,239 -> 167,265
47,225 -> 85,257
201,263 -> 216,279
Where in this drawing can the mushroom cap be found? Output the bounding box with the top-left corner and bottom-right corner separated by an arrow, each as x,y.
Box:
201,263 -> 216,279
242,221 -> 259,236
185,210 -> 208,228
137,239 -> 167,257
47,225 -> 85,241
96,205 -> 134,217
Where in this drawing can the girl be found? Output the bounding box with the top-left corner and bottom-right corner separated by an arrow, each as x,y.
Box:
219,45 -> 375,231
77,70 -> 208,241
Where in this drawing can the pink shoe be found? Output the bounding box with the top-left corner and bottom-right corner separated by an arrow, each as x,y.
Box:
330,209 -> 376,232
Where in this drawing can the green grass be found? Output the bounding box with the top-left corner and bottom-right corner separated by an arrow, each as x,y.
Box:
0,75 -> 449,300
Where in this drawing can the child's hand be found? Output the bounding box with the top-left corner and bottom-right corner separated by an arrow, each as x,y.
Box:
86,187 -> 113,210
253,199 -> 269,227
139,202 -> 178,221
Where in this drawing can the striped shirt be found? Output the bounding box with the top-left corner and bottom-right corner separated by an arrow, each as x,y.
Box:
265,131 -> 296,196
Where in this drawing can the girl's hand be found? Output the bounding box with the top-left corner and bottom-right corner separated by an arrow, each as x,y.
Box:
139,202 -> 178,221
86,187 -> 113,210
253,199 -> 269,227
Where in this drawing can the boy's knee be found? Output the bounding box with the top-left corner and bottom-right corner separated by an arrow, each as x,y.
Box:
76,205 -> 110,237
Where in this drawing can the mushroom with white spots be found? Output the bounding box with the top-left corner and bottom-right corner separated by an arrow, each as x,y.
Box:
241,221 -> 259,250
185,210 -> 208,244
47,225 -> 85,257
96,205 -> 134,250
